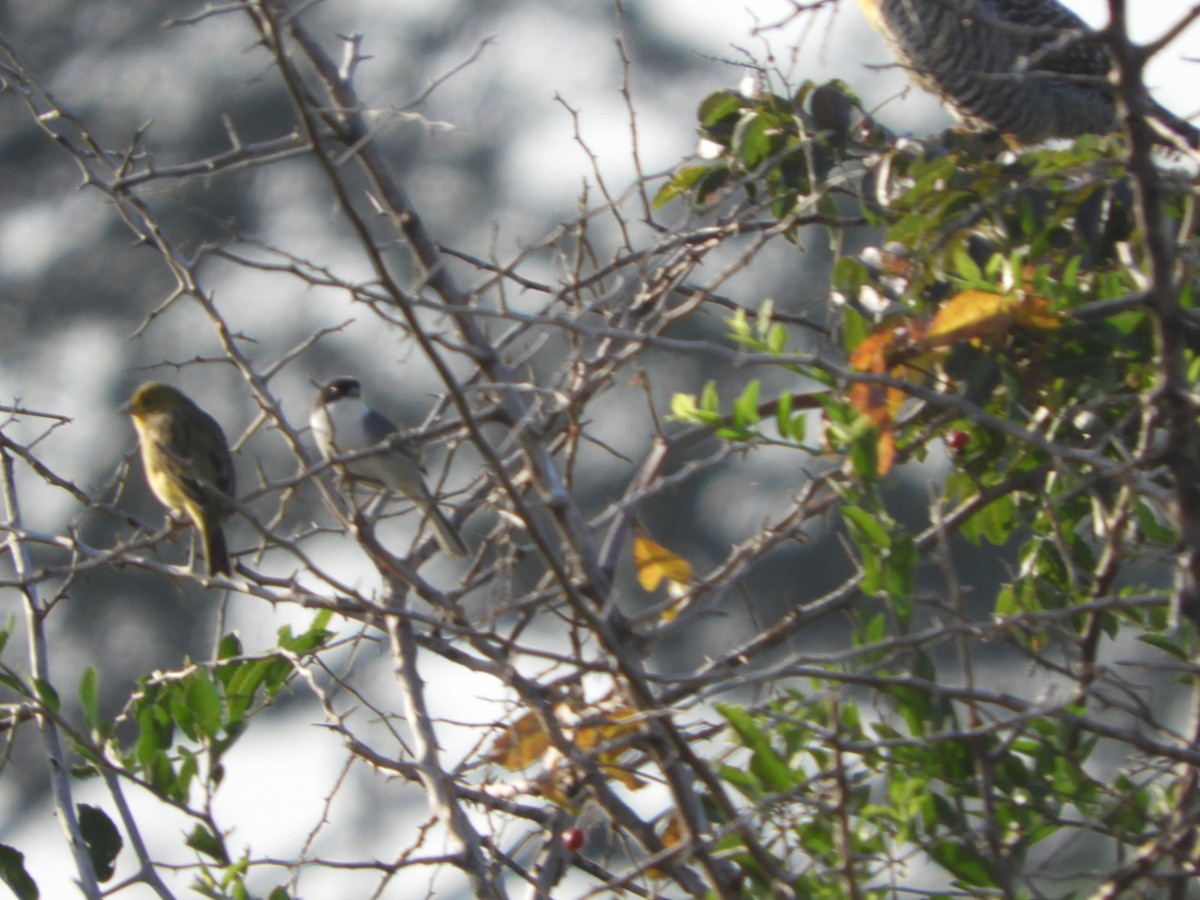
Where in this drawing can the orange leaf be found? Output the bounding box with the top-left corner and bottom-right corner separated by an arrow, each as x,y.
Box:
848,326 -> 918,477
849,381 -> 890,425
1013,294 -> 1060,330
875,425 -> 897,476
848,330 -> 894,374
634,535 -> 693,592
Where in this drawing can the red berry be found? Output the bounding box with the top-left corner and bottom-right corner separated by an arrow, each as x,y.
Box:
945,430 -> 969,453
561,827 -> 585,852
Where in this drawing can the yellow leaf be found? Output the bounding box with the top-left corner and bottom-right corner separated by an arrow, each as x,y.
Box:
574,706 -> 643,758
924,289 -> 1017,347
634,535 -> 693,592
923,289 -> 1058,349
661,813 -> 686,850
486,711 -> 551,770
646,813 -> 689,880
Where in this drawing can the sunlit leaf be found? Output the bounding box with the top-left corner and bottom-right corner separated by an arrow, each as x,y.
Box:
634,535 -> 693,592
923,289 -> 1060,351
652,165 -> 711,210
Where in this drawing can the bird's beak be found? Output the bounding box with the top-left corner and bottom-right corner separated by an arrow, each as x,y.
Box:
118,400 -> 134,415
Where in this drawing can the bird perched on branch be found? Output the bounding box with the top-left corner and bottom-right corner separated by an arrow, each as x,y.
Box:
858,0 -> 1199,147
125,383 -> 236,576
311,376 -> 468,559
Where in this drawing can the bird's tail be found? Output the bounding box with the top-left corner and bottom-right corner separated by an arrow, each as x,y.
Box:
204,522 -> 233,576
419,501 -> 468,558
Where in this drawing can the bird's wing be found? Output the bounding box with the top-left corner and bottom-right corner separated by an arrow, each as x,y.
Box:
161,410 -> 235,510
362,407 -> 399,445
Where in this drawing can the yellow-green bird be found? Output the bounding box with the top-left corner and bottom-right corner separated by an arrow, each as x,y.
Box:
124,382 -> 236,576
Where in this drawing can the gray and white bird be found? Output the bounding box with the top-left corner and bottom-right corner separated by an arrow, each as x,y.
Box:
310,376 -> 468,558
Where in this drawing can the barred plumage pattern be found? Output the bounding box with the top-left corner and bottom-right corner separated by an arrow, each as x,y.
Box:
860,0 -> 1195,145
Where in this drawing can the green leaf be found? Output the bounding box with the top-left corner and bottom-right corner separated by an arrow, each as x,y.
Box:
79,668 -> 99,733
218,632 -> 243,661
717,763 -> 761,797
169,684 -> 196,742
884,535 -> 917,618
33,679 -> 59,713
951,243 -> 983,285
729,307 -> 750,338
652,165 -> 711,210
732,380 -> 761,430
964,495 -> 1017,546
187,675 -> 224,740
832,256 -> 869,292
77,804 -> 122,883
262,658 -> 294,700
0,844 -> 38,900
841,306 -> 869,354
731,112 -> 771,168
994,586 -> 1018,617
216,634 -> 244,690
670,392 -> 698,420
135,704 -> 173,768
281,610 -> 333,655
693,165 -> 731,204
1139,633 -> 1189,661
766,322 -> 789,354
186,824 -> 230,866
929,839 -> 996,887
698,90 -> 742,128
841,505 -> 892,550
226,658 -> 276,721
718,704 -> 796,793
176,747 -> 199,794
775,391 -> 793,436
755,298 -> 775,338
1135,501 -> 1175,544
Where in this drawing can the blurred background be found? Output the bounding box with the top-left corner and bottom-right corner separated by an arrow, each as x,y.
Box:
1,1 -> 1198,896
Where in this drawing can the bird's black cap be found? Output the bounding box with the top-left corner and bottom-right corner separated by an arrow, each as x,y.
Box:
315,376 -> 362,407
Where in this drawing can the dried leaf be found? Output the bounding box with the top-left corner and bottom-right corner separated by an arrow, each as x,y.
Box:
486,711 -> 551,770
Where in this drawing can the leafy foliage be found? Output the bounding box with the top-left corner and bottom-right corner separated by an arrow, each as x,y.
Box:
650,57 -> 1200,897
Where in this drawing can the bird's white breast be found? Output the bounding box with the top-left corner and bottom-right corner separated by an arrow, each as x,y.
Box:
311,398 -> 409,488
